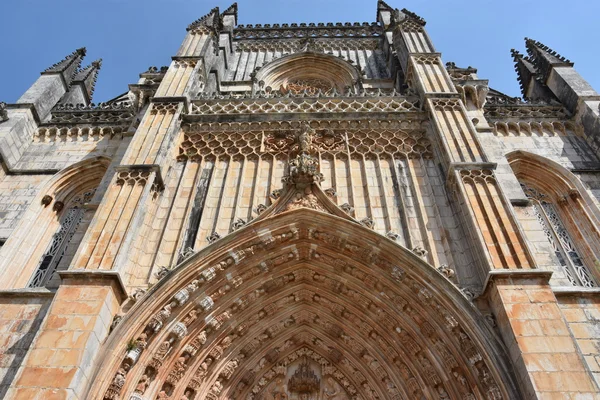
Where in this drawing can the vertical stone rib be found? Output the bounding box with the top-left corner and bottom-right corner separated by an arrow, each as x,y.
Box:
375,157 -> 394,235
198,157 -> 229,245
243,156 -> 258,222
350,157 -> 367,220
407,158 -> 438,266
98,181 -> 144,270
87,183 -> 133,269
235,52 -> 249,81
180,160 -> 213,256
156,65 -> 177,97
463,179 -> 506,268
124,110 -> 157,164
136,112 -> 165,164
230,157 -> 246,230
449,109 -> 477,162
155,161 -> 200,268
485,181 -> 532,268
252,154 -> 269,210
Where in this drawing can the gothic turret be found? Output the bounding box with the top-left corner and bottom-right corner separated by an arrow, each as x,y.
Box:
376,0 -> 394,28
221,3 -> 238,31
510,48 -> 557,102
17,47 -> 86,120
187,6 -> 221,32
59,59 -> 102,106
524,38 -> 573,83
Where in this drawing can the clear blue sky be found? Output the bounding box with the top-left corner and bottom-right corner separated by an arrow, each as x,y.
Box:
1,0 -> 599,102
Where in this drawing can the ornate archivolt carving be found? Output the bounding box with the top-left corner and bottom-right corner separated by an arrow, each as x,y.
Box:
91,210 -> 518,400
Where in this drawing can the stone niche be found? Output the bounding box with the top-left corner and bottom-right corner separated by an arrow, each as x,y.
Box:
259,357 -> 349,400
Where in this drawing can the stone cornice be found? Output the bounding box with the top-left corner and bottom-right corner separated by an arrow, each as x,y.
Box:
481,269 -> 554,298
552,286 -> 600,297
233,22 -> 383,40
58,270 -> 128,304
0,288 -> 56,298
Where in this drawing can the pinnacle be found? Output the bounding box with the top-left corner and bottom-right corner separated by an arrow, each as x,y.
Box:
187,6 -> 221,31
222,2 -> 237,15
377,0 -> 393,10
524,37 -> 572,65
92,59 -> 103,69
43,47 -> 87,79
400,8 -> 426,26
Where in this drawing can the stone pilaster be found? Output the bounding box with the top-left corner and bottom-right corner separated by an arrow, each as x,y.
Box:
8,272 -> 126,399
392,10 -> 597,399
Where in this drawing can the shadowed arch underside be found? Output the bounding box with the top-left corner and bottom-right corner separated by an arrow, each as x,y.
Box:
90,207 -> 520,400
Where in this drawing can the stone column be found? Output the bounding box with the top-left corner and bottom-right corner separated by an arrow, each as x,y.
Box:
391,9 -> 598,398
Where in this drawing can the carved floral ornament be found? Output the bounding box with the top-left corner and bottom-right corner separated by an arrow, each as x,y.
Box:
252,53 -> 360,96
90,208 -> 519,400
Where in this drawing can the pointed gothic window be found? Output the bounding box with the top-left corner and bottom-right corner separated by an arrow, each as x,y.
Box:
521,183 -> 596,287
28,190 -> 95,288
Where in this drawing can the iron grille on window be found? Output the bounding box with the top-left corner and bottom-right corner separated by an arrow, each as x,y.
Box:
522,184 -> 596,287
28,190 -> 94,288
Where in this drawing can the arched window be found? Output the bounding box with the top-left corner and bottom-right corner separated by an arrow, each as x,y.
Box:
521,183 -> 596,287
28,189 -> 95,287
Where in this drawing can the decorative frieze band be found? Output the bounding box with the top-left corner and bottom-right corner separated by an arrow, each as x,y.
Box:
188,95 -> 420,116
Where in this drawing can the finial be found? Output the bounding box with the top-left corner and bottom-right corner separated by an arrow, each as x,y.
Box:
42,47 -> 87,85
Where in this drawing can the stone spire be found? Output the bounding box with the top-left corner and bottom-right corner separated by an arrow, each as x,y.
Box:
42,47 -> 87,85
59,59 -> 102,105
510,46 -> 556,102
524,38 -> 573,82
16,47 -> 87,120
510,48 -> 537,98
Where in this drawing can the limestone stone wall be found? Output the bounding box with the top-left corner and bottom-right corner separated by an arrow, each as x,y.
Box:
0,294 -> 52,398
558,294 -> 600,390
0,174 -> 51,239
12,135 -> 123,172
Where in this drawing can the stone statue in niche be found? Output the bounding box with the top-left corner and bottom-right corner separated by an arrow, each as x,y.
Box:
270,377 -> 288,400
322,377 -> 342,399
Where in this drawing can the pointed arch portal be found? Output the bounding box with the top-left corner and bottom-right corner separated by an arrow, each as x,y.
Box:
89,192 -> 520,400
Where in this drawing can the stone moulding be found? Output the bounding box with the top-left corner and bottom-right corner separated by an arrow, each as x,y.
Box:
189,95 -> 420,116
86,209 -> 521,400
233,23 -> 383,40
58,270 -> 129,304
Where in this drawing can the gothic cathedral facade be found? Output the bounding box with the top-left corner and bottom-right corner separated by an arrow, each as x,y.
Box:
0,2 -> 599,399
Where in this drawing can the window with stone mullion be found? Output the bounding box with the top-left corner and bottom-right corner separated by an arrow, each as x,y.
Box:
28,207 -> 85,288
522,183 -> 596,287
